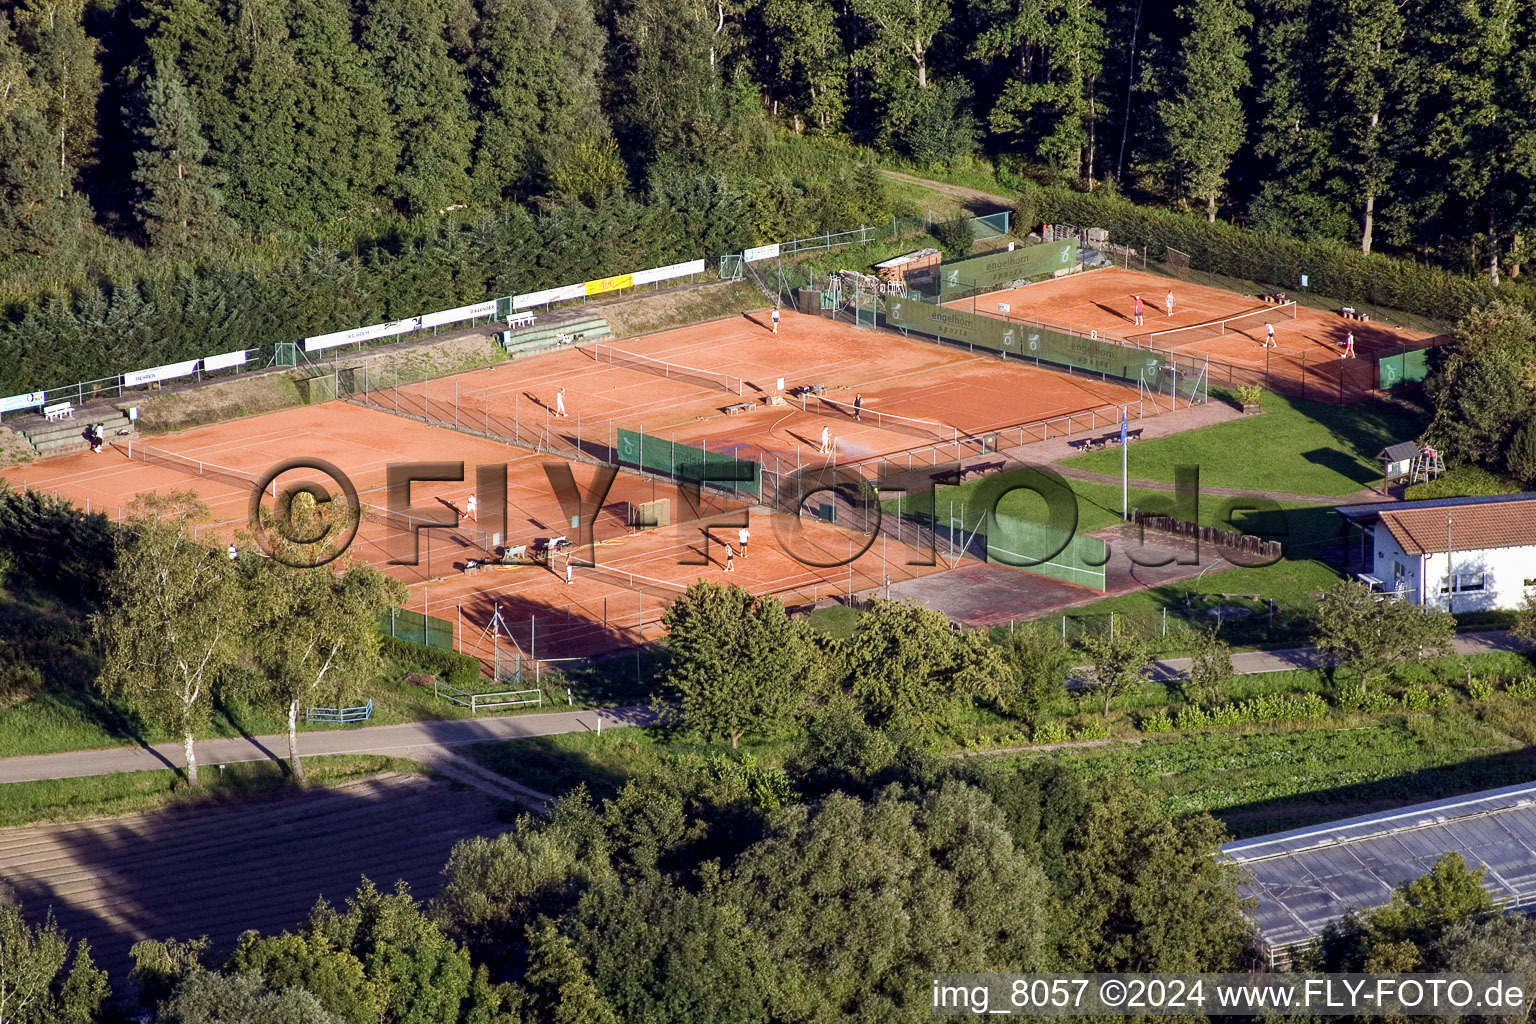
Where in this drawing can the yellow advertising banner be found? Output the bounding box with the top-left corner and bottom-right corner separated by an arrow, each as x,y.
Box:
585,273 -> 634,296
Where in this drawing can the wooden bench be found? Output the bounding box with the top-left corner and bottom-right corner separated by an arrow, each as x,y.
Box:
723,402 -> 755,416
929,460 -> 1007,486
44,401 -> 74,421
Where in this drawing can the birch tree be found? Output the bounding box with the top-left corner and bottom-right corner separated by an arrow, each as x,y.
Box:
248,496 -> 405,782
95,492 -> 244,788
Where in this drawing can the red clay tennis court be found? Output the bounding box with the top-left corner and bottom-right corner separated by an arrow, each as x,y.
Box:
354,309 -> 1147,474
4,400 -> 963,665
956,267 -> 1440,400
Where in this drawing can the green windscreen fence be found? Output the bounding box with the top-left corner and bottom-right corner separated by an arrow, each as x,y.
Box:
885,296 -> 1164,384
940,240 -> 1075,299
987,513 -> 1107,591
1378,347 -> 1431,390
379,607 -> 454,650
616,428 -> 761,497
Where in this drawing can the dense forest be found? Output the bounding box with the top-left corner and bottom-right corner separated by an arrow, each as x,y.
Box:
1,0 -> 1534,391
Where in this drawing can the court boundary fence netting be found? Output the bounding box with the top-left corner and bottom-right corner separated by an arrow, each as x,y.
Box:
798,392 -> 960,444
379,607 -> 455,650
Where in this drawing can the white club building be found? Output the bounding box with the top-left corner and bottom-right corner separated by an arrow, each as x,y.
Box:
1336,493 -> 1536,612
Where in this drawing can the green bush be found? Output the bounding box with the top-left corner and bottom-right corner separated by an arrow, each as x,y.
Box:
1069,720 -> 1110,741
1018,181 -> 1536,323
1400,687 -> 1431,712
379,635 -> 480,689
1234,384 -> 1263,407
1403,466 -> 1522,501
1506,677 -> 1536,700
1468,678 -> 1495,701
1175,705 -> 1211,731
1032,721 -> 1067,744
932,217 -> 976,260
1334,685 -> 1395,712
1137,709 -> 1174,734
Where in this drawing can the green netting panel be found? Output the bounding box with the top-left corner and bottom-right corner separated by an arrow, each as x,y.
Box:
967,211 -> 1011,240
616,428 -> 760,497
885,297 -> 1163,383
940,240 -> 1075,297
1377,347 -> 1430,390
379,607 -> 454,649
987,513 -> 1107,591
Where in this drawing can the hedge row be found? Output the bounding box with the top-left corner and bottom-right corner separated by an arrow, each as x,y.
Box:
1011,181 -> 1536,324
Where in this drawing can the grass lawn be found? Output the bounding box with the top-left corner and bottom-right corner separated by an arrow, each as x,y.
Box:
0,754 -> 422,828
1061,391 -> 1429,497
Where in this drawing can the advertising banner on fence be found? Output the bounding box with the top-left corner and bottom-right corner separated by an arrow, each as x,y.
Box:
513,282 -> 587,310
417,299 -> 496,330
631,258 -> 705,286
124,358 -> 201,387
886,298 -> 1163,383
743,243 -> 780,263
0,391 -> 46,413
305,319 -> 415,352
943,240 -> 1074,293
585,273 -> 634,297
305,298 -> 498,352
201,349 -> 249,372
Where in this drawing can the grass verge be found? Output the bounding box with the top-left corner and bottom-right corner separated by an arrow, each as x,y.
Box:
0,754 -> 423,828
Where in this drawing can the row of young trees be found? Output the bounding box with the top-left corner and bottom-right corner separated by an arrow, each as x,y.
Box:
92,491 -> 405,785
656,574 -> 1464,750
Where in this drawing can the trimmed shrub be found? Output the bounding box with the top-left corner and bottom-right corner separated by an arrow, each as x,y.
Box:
379,635 -> 480,689
1137,709 -> 1174,734
1468,678 -> 1495,701
1507,677 -> 1536,700
1334,685 -> 1395,712
1069,720 -> 1110,741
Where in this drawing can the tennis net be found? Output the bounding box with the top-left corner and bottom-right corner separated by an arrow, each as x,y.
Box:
127,440 -> 275,497
581,562 -> 691,600
1144,301 -> 1298,346
592,344 -> 744,395
361,501 -> 490,551
802,394 -> 959,444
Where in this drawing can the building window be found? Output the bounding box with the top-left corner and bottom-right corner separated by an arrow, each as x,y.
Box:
1440,573 -> 1487,594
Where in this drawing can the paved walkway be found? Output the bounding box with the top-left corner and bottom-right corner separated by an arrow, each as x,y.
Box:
0,706 -> 655,786
1139,630 -> 1531,681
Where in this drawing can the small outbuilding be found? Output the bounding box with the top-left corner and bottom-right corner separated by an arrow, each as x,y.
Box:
1377,441 -> 1419,488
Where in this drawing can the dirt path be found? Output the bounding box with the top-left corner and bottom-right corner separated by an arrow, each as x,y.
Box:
878,169 -> 1017,210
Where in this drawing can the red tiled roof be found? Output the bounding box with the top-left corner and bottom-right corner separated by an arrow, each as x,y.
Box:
1378,499 -> 1536,556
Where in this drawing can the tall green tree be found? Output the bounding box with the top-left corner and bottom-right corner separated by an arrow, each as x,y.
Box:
468,0 -> 607,201
660,582 -> 812,747
519,924 -> 619,1024
1330,0 -> 1406,253
756,0 -> 847,134
94,492 -> 246,787
9,0 -> 102,199
249,541 -> 405,782
1154,0 -> 1250,219
845,600 -> 997,726
971,0 -> 1107,181
0,901 -> 109,1024
0,13 -> 83,257
1313,580 -> 1456,684
359,0 -> 475,215
997,622 -> 1071,725
1076,621 -> 1155,715
130,67 -> 230,249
